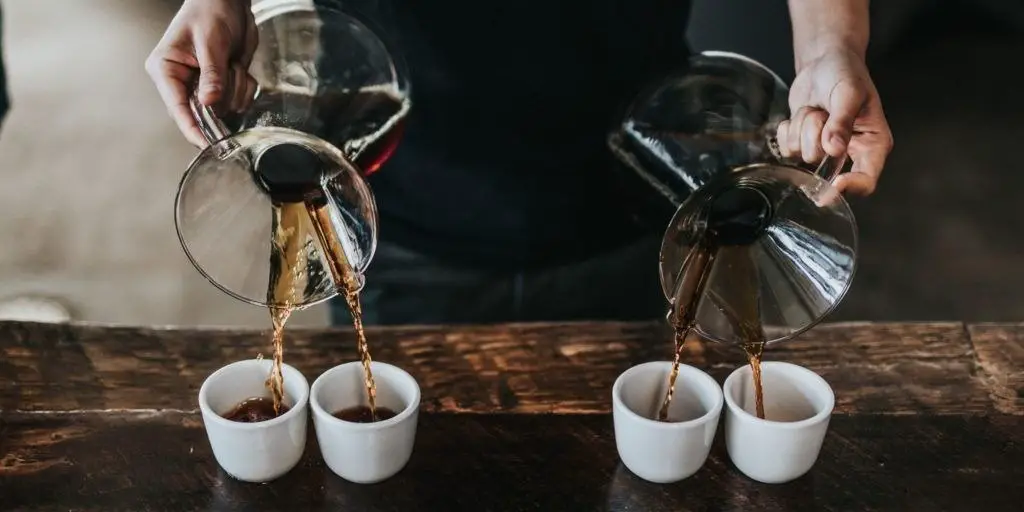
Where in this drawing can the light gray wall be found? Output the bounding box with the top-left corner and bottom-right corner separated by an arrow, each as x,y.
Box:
0,0 -> 329,328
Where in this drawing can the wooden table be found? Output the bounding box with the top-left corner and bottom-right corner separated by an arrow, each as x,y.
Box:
0,320 -> 1021,511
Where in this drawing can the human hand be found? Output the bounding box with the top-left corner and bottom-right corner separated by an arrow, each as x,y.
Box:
775,46 -> 893,196
145,0 -> 258,147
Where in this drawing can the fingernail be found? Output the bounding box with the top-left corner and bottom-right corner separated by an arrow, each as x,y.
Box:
830,134 -> 846,148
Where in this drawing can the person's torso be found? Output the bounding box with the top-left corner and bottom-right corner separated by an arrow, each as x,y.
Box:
341,0 -> 692,269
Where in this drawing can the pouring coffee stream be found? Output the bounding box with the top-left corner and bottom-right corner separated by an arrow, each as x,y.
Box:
609,51 -> 858,421
186,102 -> 384,418
174,1 -> 408,421
258,142 -> 379,418
174,21 -> 853,426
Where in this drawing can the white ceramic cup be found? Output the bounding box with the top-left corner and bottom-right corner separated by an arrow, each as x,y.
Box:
310,361 -> 421,484
198,359 -> 310,483
612,361 -> 724,483
723,361 -> 835,484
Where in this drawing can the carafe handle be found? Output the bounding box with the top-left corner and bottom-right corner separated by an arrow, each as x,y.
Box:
808,152 -> 849,206
767,134 -> 849,205
810,151 -> 849,185
186,78 -> 261,149
188,91 -> 232,147
767,134 -> 848,183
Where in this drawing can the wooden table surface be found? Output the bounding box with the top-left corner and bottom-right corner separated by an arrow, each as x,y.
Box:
0,319 -> 1021,511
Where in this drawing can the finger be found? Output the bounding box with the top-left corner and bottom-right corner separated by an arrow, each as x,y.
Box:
823,79 -> 869,156
193,26 -> 232,107
240,72 -> 258,112
786,107 -> 812,157
831,171 -> 876,197
146,55 -> 207,147
774,120 -> 794,159
842,129 -> 893,196
240,8 -> 259,70
800,109 -> 828,164
230,63 -> 248,113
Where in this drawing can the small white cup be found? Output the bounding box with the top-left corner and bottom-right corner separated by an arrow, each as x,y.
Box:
612,361 -> 724,483
310,361 -> 420,484
723,361 -> 835,484
198,359 -> 310,483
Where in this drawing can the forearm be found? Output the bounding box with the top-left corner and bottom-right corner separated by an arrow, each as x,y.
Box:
787,0 -> 870,70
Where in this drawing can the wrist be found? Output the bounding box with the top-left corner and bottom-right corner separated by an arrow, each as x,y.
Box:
788,0 -> 869,71
794,36 -> 867,71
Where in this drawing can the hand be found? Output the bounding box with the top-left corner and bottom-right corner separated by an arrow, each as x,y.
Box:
145,0 -> 258,147
775,46 -> 893,196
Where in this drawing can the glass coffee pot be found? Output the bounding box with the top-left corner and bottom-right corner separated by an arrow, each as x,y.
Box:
174,0 -> 409,309
609,51 -> 858,345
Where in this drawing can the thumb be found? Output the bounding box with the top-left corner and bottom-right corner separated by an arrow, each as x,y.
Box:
822,79 -> 867,156
193,27 -> 232,107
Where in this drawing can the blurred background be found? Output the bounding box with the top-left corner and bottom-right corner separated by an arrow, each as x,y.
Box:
0,0 -> 1021,328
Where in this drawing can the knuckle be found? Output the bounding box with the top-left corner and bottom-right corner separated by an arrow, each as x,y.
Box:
203,64 -> 223,78
803,119 -> 820,135
774,122 -> 788,139
201,18 -> 235,41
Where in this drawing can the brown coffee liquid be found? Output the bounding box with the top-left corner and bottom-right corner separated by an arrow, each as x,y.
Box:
258,144 -> 384,422
263,200 -> 380,421
658,186 -> 773,422
264,202 -> 311,414
265,305 -> 293,414
305,202 -> 379,421
658,237 -> 717,422
223,396 -> 290,423
712,244 -> 769,420
743,340 -> 766,419
241,85 -> 410,176
333,405 -> 398,423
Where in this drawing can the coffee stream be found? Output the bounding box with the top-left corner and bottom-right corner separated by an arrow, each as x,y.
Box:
304,201 -> 379,420
714,245 -> 768,420
264,202 -> 308,414
744,339 -> 766,420
248,198 -> 379,421
658,187 -> 770,422
217,84 -> 410,423
267,306 -> 293,414
658,237 -> 717,421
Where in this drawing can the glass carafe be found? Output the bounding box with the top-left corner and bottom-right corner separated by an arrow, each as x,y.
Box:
609,51 -> 858,345
174,0 -> 409,309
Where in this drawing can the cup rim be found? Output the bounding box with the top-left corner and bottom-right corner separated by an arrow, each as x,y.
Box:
198,358 -> 310,430
612,361 -> 724,429
310,360 -> 421,430
723,361 -> 834,428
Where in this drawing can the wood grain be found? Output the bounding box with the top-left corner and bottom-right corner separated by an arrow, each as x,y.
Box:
2,320 -> 1021,511
0,411 -> 1021,512
967,323 -> 1024,414
0,320 -> 1015,414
